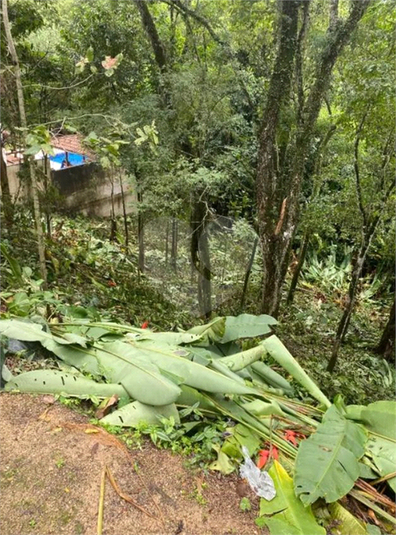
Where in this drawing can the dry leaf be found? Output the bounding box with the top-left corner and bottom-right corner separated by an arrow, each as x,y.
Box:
95,394 -> 119,420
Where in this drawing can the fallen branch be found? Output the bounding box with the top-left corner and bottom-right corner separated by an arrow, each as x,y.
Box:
97,466 -> 106,535
105,465 -> 155,520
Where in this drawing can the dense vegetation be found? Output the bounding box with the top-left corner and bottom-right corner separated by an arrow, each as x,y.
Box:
1,1 -> 395,534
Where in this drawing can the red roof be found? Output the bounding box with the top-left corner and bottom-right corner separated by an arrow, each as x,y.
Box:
4,151 -> 23,166
50,134 -> 95,160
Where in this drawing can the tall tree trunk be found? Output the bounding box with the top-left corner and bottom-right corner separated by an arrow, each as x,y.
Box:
109,172 -> 117,242
257,0 -> 370,317
327,106 -> 393,372
119,172 -> 129,247
286,232 -> 310,306
191,198 -> 212,318
137,190 -> 145,273
327,240 -> 370,372
2,0 -> 47,283
133,0 -> 170,106
256,0 -> 300,317
44,155 -> 52,238
240,236 -> 259,310
171,217 -> 178,271
374,298 -> 395,360
0,148 -> 13,227
165,219 -> 169,265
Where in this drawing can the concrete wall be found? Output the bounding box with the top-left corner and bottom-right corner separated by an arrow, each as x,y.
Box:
3,161 -> 136,217
52,163 -> 136,217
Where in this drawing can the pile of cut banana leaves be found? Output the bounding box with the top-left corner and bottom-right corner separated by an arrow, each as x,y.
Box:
0,314 -> 395,535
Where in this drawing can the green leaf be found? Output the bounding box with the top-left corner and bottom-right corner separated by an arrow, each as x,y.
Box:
176,385 -> 217,414
187,317 -> 226,344
46,339 -> 182,406
126,331 -> 201,345
124,339 -> 257,396
5,369 -> 128,399
241,399 -> 285,418
218,344 -> 265,371
221,314 -> 277,343
366,435 -> 396,492
259,461 -> 326,535
209,444 -> 235,474
239,497 -> 252,512
0,319 -> 56,343
294,405 -> 367,505
86,46 -> 94,62
221,423 -> 261,459
327,502 -> 367,535
0,243 -> 23,283
346,401 -> 396,440
250,361 -> 294,393
100,400 -> 179,427
263,335 -> 330,407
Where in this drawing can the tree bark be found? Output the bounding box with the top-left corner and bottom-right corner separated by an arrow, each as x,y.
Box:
257,0 -> 370,317
109,171 -> 117,242
191,198 -> 212,318
0,148 -> 13,227
134,0 -> 170,106
119,172 -> 129,247
240,236 -> 259,310
374,298 -> 395,360
327,106 -> 393,372
327,240 -> 370,372
171,217 -> 178,271
256,0 -> 300,317
137,190 -> 145,273
2,0 -> 47,284
286,232 -> 310,306
134,0 -> 167,72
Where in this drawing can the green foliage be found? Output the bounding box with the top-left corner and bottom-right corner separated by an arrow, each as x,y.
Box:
294,405 -> 367,505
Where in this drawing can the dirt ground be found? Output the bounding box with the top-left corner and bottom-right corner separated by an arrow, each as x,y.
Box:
0,393 -> 266,535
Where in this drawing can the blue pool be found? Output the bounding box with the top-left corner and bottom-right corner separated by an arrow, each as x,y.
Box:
50,152 -> 85,166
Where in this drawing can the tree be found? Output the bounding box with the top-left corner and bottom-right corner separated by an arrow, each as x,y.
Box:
2,0 -> 47,284
327,115 -> 395,372
0,134 -> 13,227
374,298 -> 395,361
256,0 -> 371,316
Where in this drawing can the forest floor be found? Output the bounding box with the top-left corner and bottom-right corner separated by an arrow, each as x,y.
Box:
0,393 -> 265,535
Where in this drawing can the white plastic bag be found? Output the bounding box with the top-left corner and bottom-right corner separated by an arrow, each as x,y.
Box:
239,446 -> 276,500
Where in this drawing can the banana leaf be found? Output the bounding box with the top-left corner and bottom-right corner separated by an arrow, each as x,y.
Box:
346,401 -> 396,440
42,339 -> 182,406
327,503 -> 367,535
221,423 -> 261,460
250,361 -> 294,393
294,405 -> 367,505
176,385 -> 218,413
125,331 -> 202,345
5,369 -> 129,399
259,461 -> 326,535
0,319 -> 86,345
366,434 -> 396,492
121,340 -> 257,396
187,317 -> 226,344
220,314 -> 277,343
263,335 -> 330,407
100,400 -> 179,427
218,344 -> 265,371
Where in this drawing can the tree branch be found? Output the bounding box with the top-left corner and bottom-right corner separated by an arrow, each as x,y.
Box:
302,0 -> 371,140
295,1 -> 310,125
134,0 -> 167,72
161,0 -> 226,46
329,0 -> 339,29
